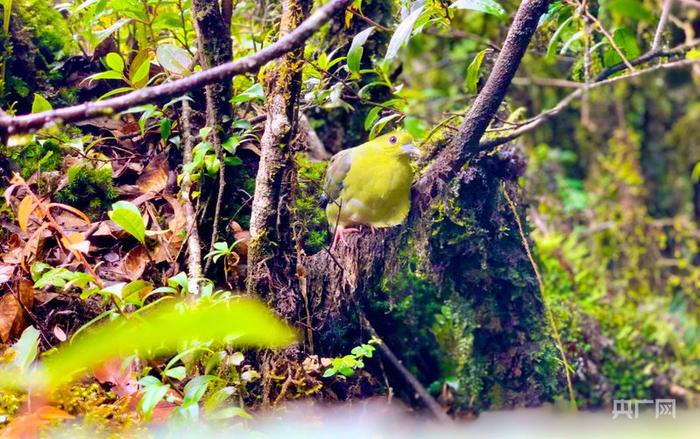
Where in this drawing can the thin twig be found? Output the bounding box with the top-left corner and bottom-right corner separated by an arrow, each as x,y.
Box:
501,184 -> 577,410
360,314 -> 450,422
652,0 -> 674,52
179,100 -> 204,294
480,58 -> 700,149
586,11 -> 636,72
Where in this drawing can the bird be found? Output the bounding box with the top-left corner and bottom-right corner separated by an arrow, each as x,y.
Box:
321,130 -> 421,248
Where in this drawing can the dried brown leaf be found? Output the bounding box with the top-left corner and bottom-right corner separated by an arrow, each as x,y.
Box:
121,245 -> 148,281
17,196 -> 34,233
136,154 -> 169,194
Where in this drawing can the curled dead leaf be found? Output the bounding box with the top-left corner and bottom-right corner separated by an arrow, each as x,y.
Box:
136,154 -> 169,194
121,246 -> 148,281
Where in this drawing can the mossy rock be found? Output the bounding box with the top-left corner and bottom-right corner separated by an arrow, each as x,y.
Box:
55,162 -> 118,219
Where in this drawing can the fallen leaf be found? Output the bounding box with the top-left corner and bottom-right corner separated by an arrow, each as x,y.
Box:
0,293 -> 21,343
0,264 -> 14,285
61,232 -> 91,255
17,196 -> 34,233
94,357 -> 138,397
136,154 -> 169,194
121,246 -> 148,281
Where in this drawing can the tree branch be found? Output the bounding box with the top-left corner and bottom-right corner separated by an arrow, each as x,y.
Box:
415,0 -> 550,205
479,58 -> 700,150
652,0 -> 674,52
0,0 -> 352,138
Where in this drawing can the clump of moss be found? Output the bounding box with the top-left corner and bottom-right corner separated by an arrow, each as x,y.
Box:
54,383 -> 135,432
0,389 -> 25,422
294,153 -> 329,254
6,138 -> 63,178
55,162 -> 118,219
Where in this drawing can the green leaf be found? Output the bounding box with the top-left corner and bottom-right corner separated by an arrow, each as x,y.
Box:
612,27 -> 640,59
139,380 -> 170,420
322,368 -> 336,378
160,118 -> 171,141
129,49 -> 151,88
183,375 -> 216,406
10,326 -> 40,371
156,44 -> 192,76
108,201 -> 146,244
347,27 -> 375,77
86,70 -> 124,82
231,83 -> 264,104
104,52 -> 125,72
606,0 -> 654,23
94,18 -> 132,47
164,366 -> 186,381
207,406 -> 251,420
546,15 -> 574,59
465,49 -> 487,93
450,0 -> 506,18
364,106 -> 382,131
31,94 -> 52,113
369,113 -> 402,139
39,298 -> 297,389
385,5 -> 425,61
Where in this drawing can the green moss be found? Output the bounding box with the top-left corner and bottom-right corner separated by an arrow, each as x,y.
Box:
55,162 -> 118,219
6,138 -> 62,178
294,153 -> 329,253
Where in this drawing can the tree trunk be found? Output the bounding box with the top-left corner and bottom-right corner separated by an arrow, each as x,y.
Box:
247,0 -> 309,321
306,0 -> 556,412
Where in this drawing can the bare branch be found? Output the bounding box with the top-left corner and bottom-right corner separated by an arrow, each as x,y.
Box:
479,58 -> 700,150
652,0 -> 674,52
0,0 -> 352,137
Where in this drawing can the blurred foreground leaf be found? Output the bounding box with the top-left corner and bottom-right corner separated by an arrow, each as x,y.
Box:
0,298 -> 296,390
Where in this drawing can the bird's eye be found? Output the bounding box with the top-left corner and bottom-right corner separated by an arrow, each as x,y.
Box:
389,136 -> 397,144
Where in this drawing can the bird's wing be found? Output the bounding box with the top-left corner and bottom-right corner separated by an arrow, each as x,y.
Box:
323,148 -> 353,202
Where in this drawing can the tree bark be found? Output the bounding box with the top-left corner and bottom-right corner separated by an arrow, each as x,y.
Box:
247,0 -> 309,321
306,0 -> 554,411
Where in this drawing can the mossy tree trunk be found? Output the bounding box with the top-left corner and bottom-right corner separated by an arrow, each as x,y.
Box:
247,0 -> 309,320
305,0 -> 558,412
191,0 -> 233,267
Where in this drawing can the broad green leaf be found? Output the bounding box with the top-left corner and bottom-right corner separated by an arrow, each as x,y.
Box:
465,49 -> 487,93
104,52 -> 125,72
10,326 -> 40,371
129,49 -> 151,88
164,366 -> 186,381
94,18 -> 132,47
612,28 -> 640,59
139,379 -> 170,420
385,5 -> 425,61
85,70 -> 124,82
108,201 -> 146,244
38,298 -> 296,388
231,83 -> 264,104
369,113 -> 402,139
31,94 -> 52,113
156,44 -> 192,76
347,27 -> 375,77
183,375 -> 216,406
450,0 -> 506,18
546,15 -> 574,59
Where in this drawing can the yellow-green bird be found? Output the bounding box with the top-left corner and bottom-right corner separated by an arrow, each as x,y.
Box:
322,131 -> 421,248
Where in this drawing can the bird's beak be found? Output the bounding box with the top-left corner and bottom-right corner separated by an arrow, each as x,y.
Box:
401,143 -> 422,158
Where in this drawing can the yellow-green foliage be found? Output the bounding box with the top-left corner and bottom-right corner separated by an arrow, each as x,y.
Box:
54,383 -> 135,432
529,130 -> 700,407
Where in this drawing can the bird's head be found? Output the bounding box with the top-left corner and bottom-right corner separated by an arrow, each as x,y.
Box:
373,131 -> 421,159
